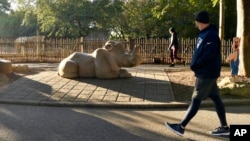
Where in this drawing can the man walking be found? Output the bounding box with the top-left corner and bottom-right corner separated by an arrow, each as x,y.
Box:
165,11 -> 230,136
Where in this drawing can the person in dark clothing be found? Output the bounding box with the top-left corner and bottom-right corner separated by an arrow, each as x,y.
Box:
168,27 -> 182,67
164,11 -> 230,136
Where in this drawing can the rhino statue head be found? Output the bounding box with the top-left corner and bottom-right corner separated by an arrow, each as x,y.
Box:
104,41 -> 142,67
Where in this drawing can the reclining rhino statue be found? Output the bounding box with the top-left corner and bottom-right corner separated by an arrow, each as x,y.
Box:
58,41 -> 142,79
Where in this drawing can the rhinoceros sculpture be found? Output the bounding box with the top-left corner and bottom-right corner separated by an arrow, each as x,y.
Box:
58,41 -> 142,79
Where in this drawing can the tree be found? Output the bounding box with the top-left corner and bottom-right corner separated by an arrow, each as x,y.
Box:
237,0 -> 250,77
0,12 -> 24,38
218,0 -> 225,39
0,0 -> 10,14
224,0 -> 237,39
36,0 -> 90,38
0,0 -> 31,38
91,0 -> 124,39
150,0 -> 219,39
3,0 -> 235,39
122,0 -> 158,38
6,0 -> 39,37
214,0 -> 237,40
35,0 -> 124,38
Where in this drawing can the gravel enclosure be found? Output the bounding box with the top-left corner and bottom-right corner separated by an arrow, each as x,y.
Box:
165,67 -> 248,101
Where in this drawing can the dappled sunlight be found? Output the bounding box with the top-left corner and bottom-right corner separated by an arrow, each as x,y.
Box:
0,125 -> 19,141
0,107 -> 19,120
72,107 -> 249,141
0,106 -> 28,141
73,109 -> 177,140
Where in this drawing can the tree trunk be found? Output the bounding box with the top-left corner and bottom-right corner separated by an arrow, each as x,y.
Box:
237,0 -> 250,77
219,0 -> 225,39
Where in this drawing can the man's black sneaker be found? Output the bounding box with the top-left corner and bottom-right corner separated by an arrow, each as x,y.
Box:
164,122 -> 184,136
210,126 -> 230,136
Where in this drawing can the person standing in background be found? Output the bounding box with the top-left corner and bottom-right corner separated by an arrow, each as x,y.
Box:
226,37 -> 240,79
168,27 -> 182,67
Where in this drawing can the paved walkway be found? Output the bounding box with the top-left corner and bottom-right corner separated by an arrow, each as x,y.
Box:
1,63 -> 250,108
0,64 -> 184,108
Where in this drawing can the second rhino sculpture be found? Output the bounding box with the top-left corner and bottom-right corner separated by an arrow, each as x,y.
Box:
58,41 -> 142,79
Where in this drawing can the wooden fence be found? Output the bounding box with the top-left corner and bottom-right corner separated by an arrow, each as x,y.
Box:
0,37 -> 232,64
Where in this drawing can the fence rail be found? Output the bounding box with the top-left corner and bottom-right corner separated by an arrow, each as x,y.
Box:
0,37 -> 232,64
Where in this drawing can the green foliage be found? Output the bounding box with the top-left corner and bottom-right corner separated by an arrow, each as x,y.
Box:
0,0 -> 237,39
35,0 -> 125,38
0,14 -> 15,37
0,0 -> 10,14
121,0 -> 157,38
224,0 -> 237,39
0,10 -> 28,38
149,0 -> 219,39
211,0 -> 219,7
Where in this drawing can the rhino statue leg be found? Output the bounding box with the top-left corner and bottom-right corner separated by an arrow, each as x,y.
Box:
94,48 -> 121,79
119,69 -> 132,78
58,59 -> 78,78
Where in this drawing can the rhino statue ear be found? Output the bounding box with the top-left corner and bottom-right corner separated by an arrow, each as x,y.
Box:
133,45 -> 141,55
104,43 -> 113,50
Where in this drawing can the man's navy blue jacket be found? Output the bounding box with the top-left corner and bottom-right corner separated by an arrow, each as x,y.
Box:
190,24 -> 221,78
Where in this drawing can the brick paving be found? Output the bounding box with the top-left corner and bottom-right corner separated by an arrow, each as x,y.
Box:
0,64 -> 180,107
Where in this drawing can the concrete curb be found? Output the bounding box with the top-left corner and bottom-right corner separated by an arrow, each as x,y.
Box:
1,98 -> 249,109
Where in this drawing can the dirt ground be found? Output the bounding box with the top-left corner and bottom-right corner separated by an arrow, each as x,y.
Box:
166,67 -> 236,101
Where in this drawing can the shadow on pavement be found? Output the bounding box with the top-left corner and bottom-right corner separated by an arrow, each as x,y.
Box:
0,70 -> 174,105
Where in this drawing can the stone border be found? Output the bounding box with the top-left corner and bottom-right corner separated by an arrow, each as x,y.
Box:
0,59 -> 12,74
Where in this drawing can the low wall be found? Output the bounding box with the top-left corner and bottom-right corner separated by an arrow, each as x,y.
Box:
0,59 -> 12,74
